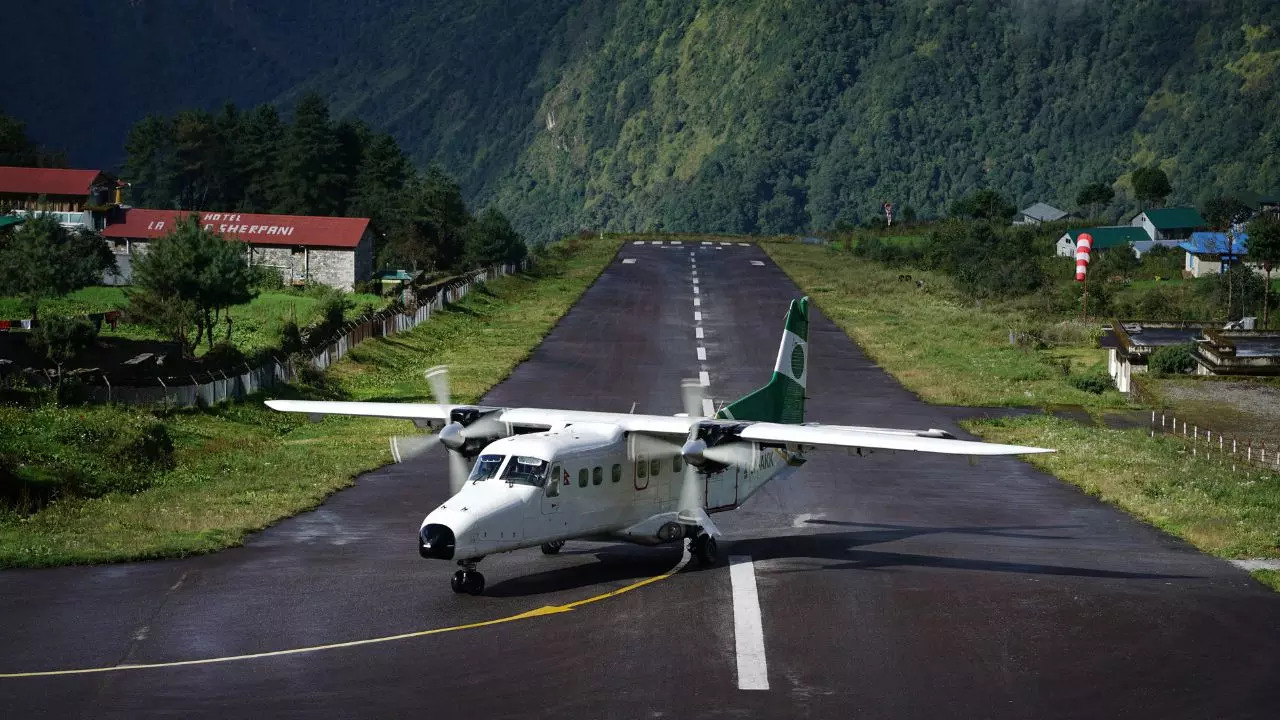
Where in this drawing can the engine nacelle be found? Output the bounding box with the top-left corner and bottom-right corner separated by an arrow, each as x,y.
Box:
682,421 -> 753,474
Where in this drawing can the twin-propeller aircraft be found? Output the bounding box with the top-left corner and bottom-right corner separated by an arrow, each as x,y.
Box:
267,297 -> 1052,595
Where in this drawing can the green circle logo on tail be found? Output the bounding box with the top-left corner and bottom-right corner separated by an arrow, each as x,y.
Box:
790,344 -> 805,378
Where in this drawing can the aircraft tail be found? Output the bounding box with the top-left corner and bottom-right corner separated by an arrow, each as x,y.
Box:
716,297 -> 809,424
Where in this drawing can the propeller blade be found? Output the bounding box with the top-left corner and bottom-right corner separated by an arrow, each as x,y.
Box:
681,378 -> 704,417
460,411 -> 504,440
448,451 -> 471,495
702,441 -> 758,469
424,365 -> 451,405
389,433 -> 440,463
678,461 -> 703,514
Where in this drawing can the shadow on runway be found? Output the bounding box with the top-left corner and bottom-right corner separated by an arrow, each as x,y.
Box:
484,545 -> 684,598
725,522 -> 1198,581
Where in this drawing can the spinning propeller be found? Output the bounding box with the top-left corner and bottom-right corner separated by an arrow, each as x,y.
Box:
389,366 -> 507,493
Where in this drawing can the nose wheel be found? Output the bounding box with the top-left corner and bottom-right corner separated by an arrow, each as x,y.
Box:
451,569 -> 485,595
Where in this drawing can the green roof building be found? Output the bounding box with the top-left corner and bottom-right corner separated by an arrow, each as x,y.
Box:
1056,226 -> 1150,257
1131,207 -> 1207,241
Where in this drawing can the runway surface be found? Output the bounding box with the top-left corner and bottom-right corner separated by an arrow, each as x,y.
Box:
3,241 -> 1280,718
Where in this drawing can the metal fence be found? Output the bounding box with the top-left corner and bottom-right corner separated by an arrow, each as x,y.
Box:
1149,410 -> 1280,474
23,260 -> 529,407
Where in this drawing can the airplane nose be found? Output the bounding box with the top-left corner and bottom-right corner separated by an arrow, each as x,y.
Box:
419,523 -> 456,560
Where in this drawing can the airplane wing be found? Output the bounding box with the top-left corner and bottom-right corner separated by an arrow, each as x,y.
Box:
263,400 -> 1049,456
735,422 -> 1053,456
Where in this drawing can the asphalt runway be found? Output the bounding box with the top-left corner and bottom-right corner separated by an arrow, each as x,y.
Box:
3,241 -> 1280,719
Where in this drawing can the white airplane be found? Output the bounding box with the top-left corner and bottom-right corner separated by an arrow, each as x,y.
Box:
266,297 -> 1052,595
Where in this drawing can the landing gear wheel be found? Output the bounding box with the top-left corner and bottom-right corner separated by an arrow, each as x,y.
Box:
691,534 -> 719,567
451,569 -> 485,595
541,540 -> 565,555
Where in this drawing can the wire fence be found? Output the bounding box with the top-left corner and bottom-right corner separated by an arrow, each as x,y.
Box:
16,260 -> 529,408
1149,410 -> 1280,474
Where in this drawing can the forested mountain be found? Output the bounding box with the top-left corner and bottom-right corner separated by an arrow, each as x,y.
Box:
4,0 -> 1278,239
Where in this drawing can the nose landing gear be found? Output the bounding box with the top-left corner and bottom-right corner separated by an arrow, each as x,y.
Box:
451,559 -> 485,595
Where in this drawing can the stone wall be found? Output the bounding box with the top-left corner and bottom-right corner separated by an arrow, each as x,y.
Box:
120,238 -> 368,291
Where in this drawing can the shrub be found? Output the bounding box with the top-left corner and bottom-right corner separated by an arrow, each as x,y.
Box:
1068,370 -> 1112,394
203,341 -> 246,369
1149,342 -> 1196,377
279,320 -> 304,354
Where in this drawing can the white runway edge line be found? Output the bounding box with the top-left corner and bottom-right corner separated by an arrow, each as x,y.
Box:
729,556 -> 770,690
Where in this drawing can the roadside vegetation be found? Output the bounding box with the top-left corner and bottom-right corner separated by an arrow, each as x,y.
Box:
0,236 -> 620,567
761,238 -> 1127,408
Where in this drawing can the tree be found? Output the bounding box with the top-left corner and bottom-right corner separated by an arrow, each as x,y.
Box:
1131,166 -> 1172,208
948,190 -> 1016,222
128,215 -> 254,357
464,208 -> 527,268
0,110 -> 64,167
349,131 -> 411,244
1203,196 -> 1251,318
0,213 -> 114,324
274,93 -> 345,216
123,115 -> 179,208
383,166 -> 471,272
1247,215 -> 1280,328
28,315 -> 98,389
235,104 -> 284,212
1075,181 -> 1115,216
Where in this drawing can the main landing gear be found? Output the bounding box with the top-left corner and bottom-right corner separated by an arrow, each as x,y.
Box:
451,560 -> 485,595
690,532 -> 719,567
540,540 -> 565,555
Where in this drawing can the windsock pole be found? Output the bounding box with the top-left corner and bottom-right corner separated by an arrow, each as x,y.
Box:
1075,233 -> 1093,321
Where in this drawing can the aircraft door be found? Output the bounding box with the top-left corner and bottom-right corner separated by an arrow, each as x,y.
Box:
542,463 -> 564,515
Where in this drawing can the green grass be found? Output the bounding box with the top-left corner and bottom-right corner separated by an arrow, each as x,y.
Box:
1255,570 -> 1280,591
967,415 -> 1280,562
0,237 -> 621,567
0,287 -> 387,357
760,241 -> 1128,408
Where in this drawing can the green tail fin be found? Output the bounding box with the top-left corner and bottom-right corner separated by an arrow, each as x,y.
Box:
716,297 -> 809,424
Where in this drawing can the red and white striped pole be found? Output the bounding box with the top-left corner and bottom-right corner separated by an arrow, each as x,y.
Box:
1075,232 -> 1093,320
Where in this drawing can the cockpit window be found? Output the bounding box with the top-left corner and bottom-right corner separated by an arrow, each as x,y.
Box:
469,455 -> 505,482
500,456 -> 550,487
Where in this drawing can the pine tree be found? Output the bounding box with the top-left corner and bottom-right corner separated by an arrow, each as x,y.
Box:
274,93 -> 344,216
123,115 -> 179,208
236,104 -> 284,213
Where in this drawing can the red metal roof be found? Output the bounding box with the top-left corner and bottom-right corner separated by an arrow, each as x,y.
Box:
102,209 -> 370,249
0,166 -> 104,196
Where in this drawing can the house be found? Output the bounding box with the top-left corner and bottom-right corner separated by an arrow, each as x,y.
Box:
0,166 -> 120,230
1130,207 -> 1206,242
1104,321 -> 1280,392
1014,202 -> 1070,225
1055,226 -> 1150,257
1179,231 -> 1254,278
102,209 -> 374,291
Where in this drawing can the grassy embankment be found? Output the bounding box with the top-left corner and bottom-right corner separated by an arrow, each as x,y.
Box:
762,240 -> 1280,591
0,286 -> 384,355
0,237 -> 621,567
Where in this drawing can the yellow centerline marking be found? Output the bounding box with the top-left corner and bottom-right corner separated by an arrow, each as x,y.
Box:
1,553 -> 689,679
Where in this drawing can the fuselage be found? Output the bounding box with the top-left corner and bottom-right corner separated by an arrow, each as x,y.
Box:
418,423 -> 800,562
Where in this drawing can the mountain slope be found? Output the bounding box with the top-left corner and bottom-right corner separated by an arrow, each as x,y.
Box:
4,0 -> 1278,239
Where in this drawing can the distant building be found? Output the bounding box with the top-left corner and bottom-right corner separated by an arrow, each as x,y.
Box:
1105,321 -> 1280,393
0,166 -> 120,230
1055,226 -> 1149,257
1014,202 -> 1070,225
102,209 -> 374,291
1179,230 -> 1254,278
1130,207 -> 1206,242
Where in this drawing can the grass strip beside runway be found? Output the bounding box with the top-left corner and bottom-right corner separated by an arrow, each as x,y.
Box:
761,241 -> 1126,408
0,237 -> 621,567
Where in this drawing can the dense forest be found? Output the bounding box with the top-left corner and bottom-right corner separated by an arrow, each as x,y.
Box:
2,0 -> 1278,239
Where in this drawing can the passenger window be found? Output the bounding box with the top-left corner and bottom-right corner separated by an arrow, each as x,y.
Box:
611,464 -> 621,483
637,456 -> 648,479
673,456 -> 683,473
593,466 -> 603,485
649,459 -> 661,477
578,468 -> 588,488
